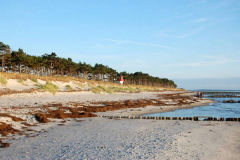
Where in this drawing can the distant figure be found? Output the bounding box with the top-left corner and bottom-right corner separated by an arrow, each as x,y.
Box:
200,92 -> 203,99
196,91 -> 200,98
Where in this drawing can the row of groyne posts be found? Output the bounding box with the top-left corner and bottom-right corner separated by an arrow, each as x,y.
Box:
98,115 -> 240,122
202,91 -> 240,98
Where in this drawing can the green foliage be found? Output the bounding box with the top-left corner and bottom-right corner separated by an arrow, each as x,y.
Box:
65,85 -> 73,91
0,42 -> 11,54
0,76 -> 8,86
31,78 -> 38,83
0,41 -> 177,88
35,82 -> 59,95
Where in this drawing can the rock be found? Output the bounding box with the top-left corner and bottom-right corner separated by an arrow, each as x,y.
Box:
228,100 -> 235,103
223,100 -> 238,103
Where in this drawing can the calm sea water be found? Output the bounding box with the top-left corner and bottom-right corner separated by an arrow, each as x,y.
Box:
144,97 -> 240,118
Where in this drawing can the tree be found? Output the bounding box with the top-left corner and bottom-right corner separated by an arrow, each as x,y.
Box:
0,41 -> 178,88
78,62 -> 92,79
106,67 -> 117,82
93,63 -> 107,81
65,58 -> 78,77
11,48 -> 26,73
0,42 -> 11,72
42,52 -> 58,76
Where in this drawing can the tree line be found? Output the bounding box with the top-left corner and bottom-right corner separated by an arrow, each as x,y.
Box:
0,42 -> 177,88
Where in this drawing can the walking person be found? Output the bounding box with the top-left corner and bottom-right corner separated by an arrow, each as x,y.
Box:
200,92 -> 203,99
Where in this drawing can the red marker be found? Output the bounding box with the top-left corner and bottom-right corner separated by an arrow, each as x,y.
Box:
118,76 -> 124,84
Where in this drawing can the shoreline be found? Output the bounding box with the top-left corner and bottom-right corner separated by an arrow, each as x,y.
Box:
0,91 -> 239,159
0,90 -> 216,123
96,98 -> 215,117
139,98 -> 215,116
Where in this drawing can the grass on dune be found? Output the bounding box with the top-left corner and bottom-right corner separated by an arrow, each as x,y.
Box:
65,85 -> 73,91
31,78 -> 38,83
17,79 -> 27,85
0,72 -> 85,83
35,81 -> 59,95
76,82 -> 85,88
0,76 -> 8,86
91,85 -> 114,94
0,72 -> 185,94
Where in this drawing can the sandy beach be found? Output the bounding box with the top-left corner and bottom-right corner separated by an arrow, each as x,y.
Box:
1,0 -> 240,159
0,117 -> 239,160
0,79 -> 239,159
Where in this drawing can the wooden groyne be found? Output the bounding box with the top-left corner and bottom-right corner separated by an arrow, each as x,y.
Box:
202,91 -> 240,98
223,100 -> 240,103
99,115 -> 240,122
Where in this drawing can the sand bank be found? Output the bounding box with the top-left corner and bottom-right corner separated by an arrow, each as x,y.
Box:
96,98 -> 214,117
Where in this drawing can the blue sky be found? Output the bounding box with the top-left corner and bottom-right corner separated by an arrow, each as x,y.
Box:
1,0 -> 240,90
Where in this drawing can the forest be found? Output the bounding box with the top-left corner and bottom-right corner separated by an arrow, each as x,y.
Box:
0,42 -> 177,88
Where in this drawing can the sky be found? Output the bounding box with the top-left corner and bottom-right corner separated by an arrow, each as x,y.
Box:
1,0 -> 240,90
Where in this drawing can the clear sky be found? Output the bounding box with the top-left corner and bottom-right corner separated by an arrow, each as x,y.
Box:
1,0 -> 240,90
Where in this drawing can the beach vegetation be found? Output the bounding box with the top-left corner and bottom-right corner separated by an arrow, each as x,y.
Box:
0,76 -> 8,86
76,82 -> 85,88
90,85 -> 114,94
31,78 -> 38,83
98,85 -> 114,94
110,87 -> 129,92
35,81 -> 59,95
17,79 -> 26,85
127,85 -> 137,92
65,85 -> 73,91
90,86 -> 102,94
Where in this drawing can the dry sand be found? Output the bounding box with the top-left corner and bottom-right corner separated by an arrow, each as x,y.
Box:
0,79 -> 239,159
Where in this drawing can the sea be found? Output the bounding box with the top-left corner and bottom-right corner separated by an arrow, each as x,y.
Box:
144,90 -> 240,119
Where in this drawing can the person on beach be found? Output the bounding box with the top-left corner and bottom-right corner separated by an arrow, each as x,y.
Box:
196,91 -> 200,98
200,92 -> 203,99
